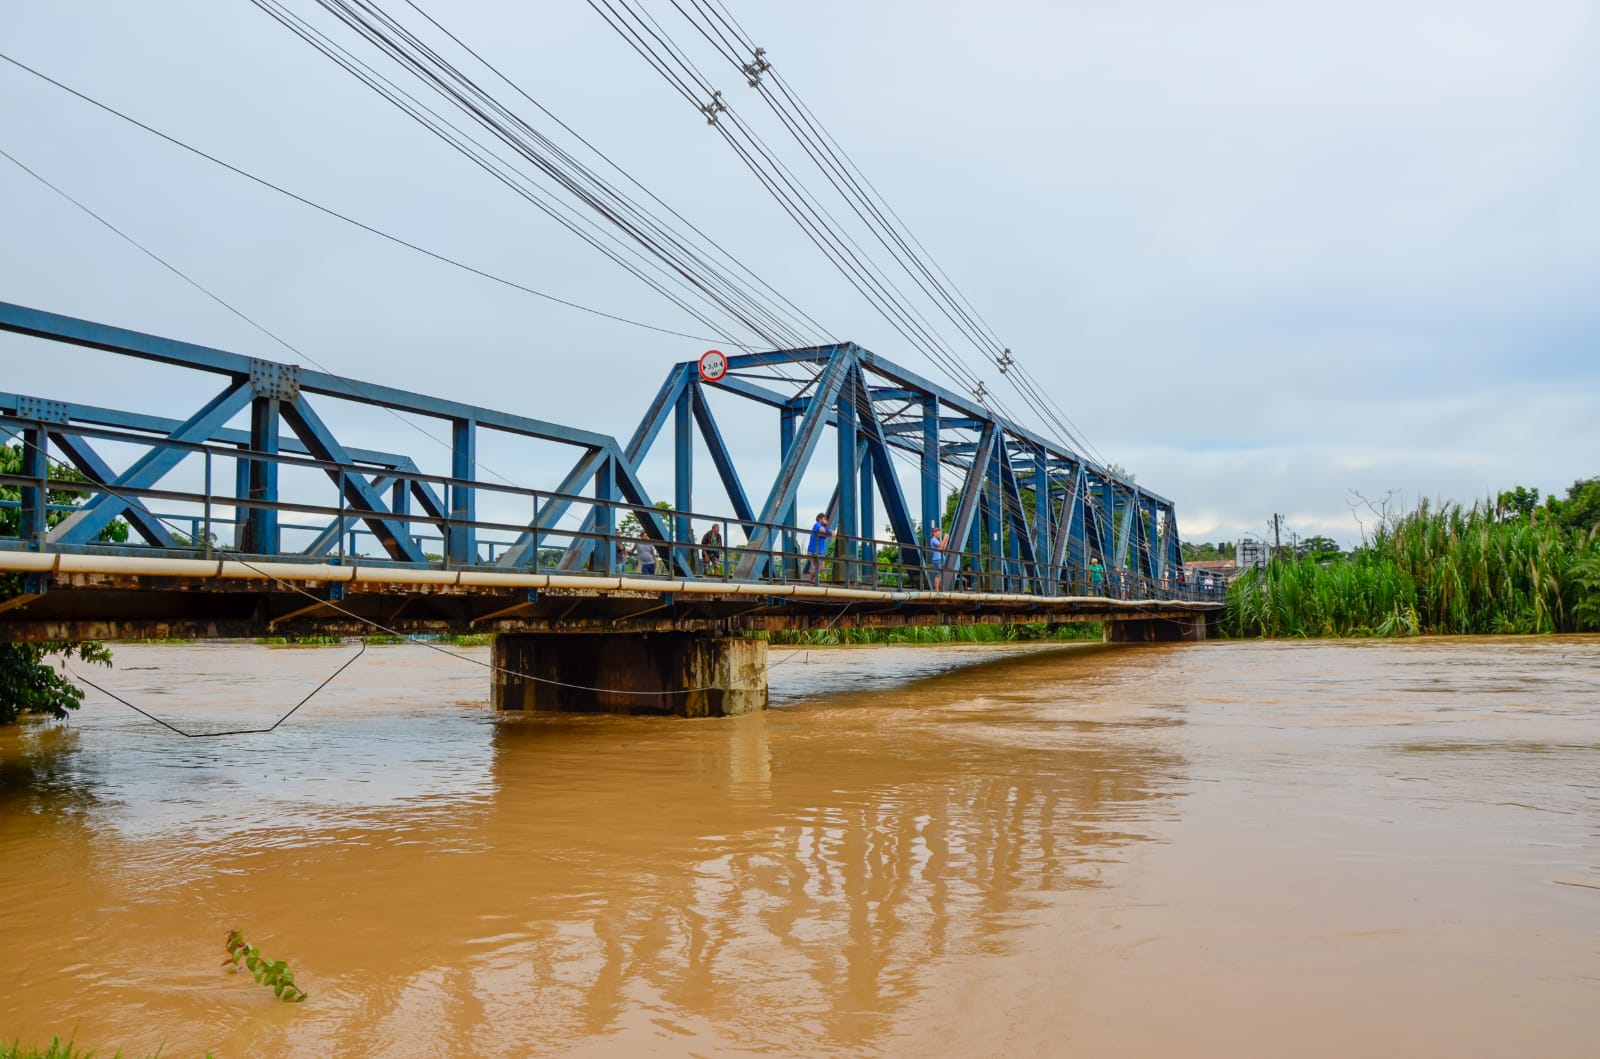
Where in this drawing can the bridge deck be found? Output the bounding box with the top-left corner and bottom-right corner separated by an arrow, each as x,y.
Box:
0,549 -> 1220,643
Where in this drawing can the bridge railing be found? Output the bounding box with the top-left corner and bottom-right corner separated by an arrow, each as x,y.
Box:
0,412 -> 1225,604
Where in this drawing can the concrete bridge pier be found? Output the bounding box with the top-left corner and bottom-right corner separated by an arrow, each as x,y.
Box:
491,633 -> 768,717
1104,613 -> 1220,643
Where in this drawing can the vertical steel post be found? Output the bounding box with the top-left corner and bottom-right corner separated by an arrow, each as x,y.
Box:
336,468 -> 346,562
245,397 -> 279,554
675,384 -> 693,575
202,449 -> 213,559
836,373 -> 858,584
390,478 -> 411,562
1033,447 -> 1050,593
20,426 -> 46,549
596,454 -> 616,575
860,441 -> 875,586
1100,479 -> 1116,566
234,448 -> 251,549
984,448 -> 1003,590
920,396 -> 940,541
448,417 -> 477,566
780,404 -> 797,578
530,494 -> 541,571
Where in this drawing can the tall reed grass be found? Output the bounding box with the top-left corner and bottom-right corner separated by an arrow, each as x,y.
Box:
1227,499 -> 1600,638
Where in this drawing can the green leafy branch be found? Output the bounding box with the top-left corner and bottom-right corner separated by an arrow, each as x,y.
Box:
223,928 -> 307,1003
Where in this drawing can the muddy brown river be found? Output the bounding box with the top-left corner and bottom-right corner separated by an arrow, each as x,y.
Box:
2,637 -> 1597,1056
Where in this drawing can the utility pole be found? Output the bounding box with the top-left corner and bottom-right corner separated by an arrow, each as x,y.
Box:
1270,513 -> 1283,556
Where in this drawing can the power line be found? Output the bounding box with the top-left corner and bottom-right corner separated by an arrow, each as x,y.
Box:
394,0 -> 829,346
246,0 -> 785,349
248,0 -> 828,351
585,0 -> 993,403
658,1 -> 1116,469
0,48 -> 729,343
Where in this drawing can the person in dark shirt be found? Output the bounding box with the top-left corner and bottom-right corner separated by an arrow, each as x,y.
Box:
700,523 -> 723,576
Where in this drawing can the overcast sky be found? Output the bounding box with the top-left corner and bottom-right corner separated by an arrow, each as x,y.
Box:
3,0 -> 1596,549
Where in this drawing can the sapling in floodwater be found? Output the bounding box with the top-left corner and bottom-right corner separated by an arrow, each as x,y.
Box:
223,928 -> 307,1003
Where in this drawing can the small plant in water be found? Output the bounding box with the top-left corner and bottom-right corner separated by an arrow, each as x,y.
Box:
224,928 -> 307,1003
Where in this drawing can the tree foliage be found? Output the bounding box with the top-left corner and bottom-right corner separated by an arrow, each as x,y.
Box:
0,443 -> 127,541
1546,477 -> 1600,534
1497,485 -> 1541,521
0,637 -> 112,726
1,443 -> 117,725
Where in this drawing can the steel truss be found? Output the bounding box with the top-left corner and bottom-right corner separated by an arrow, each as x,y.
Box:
1,302 -> 1188,598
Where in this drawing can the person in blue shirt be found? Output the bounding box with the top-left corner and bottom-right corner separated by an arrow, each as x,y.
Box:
805,512 -> 831,583
927,525 -> 944,588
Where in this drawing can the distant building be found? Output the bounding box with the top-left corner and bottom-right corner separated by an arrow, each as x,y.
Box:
1184,559 -> 1236,594
1236,539 -> 1269,572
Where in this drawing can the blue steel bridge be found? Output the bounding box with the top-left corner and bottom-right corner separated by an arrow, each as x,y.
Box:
0,301 -> 1221,715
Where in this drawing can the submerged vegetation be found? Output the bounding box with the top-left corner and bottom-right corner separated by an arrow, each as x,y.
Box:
766,622 -> 1101,646
224,928 -> 307,1003
1227,493 -> 1600,638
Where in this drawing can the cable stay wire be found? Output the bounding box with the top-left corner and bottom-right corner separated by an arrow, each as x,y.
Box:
761,66 -> 1112,467
241,1 -> 960,511
322,0 -> 812,351
619,0 -> 988,393
69,641 -> 368,738
254,0 -> 940,479
394,0 -> 831,346
657,0 -> 1116,468
675,0 -> 1008,363
254,0 -> 793,356
585,0 -> 1050,443
245,0 -> 790,352
584,0 -> 994,406
0,52 -> 731,346
277,0 -> 1043,479
252,0 -> 827,352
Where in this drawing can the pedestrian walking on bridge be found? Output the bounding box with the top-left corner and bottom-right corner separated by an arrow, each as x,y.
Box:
805,512 -> 831,583
700,523 -> 723,576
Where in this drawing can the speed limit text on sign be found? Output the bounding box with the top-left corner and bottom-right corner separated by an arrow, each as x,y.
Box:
698,349 -> 728,383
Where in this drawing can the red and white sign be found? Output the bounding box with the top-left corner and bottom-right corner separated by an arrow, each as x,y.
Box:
698,349 -> 728,383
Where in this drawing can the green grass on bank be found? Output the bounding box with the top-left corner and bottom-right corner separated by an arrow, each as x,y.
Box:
1,1035 -> 187,1059
1226,499 -> 1600,638
764,622 -> 1102,646
254,633 -> 495,647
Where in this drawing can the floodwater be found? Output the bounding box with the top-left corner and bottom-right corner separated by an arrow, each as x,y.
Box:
2,637 -> 1597,1058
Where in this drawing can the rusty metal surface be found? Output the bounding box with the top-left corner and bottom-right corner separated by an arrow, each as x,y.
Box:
0,568 -> 1210,643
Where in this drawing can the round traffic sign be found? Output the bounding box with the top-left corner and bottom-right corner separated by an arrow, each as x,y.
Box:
698,349 -> 728,383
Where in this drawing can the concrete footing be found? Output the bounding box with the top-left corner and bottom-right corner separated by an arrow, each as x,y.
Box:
491,633 -> 768,717
1104,613 -> 1218,643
